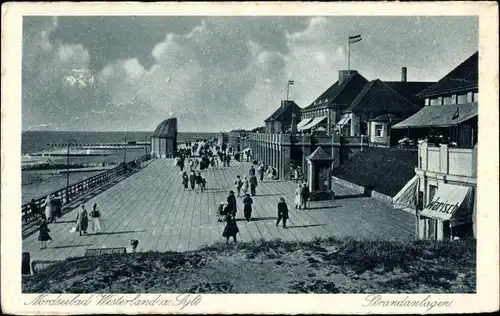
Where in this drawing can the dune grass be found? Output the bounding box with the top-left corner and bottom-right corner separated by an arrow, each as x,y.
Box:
23,236 -> 476,293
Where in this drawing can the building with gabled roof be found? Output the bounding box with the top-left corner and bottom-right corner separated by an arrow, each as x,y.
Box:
394,51 -> 478,148
264,100 -> 302,133
392,51 -> 479,242
297,68 -> 436,141
298,70 -> 369,134
337,79 -> 423,142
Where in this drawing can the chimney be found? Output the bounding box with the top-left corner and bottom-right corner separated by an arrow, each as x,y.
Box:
401,67 -> 407,82
338,70 -> 358,84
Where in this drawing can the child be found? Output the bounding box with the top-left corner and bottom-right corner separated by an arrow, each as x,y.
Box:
201,177 -> 206,192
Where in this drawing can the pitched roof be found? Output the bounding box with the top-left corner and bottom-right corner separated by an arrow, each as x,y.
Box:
392,102 -> 478,129
264,101 -> 301,122
304,73 -> 368,110
344,79 -> 421,115
369,113 -> 402,122
306,147 -> 332,161
384,81 -> 436,105
417,52 -> 478,98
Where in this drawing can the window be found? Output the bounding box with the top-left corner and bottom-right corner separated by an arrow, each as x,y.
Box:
425,98 -> 430,106
430,98 -> 440,106
375,124 -> 384,137
443,96 -> 452,105
467,92 -> 473,103
457,94 -> 467,104
473,92 -> 479,102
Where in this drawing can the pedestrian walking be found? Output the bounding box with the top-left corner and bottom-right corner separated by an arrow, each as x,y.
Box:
38,217 -> 52,249
44,194 -> 53,223
226,154 -> 231,167
243,194 -> 253,221
196,172 -> 203,192
242,175 -> 249,196
258,163 -> 264,182
189,171 -> 196,190
222,215 -> 239,244
90,203 -> 104,233
201,177 -> 207,192
182,171 -> 189,190
75,204 -> 89,236
249,174 -> 258,196
249,165 -> 256,176
227,190 -> 237,216
52,193 -> 62,221
29,198 -> 42,220
294,184 -> 303,209
235,175 -> 243,197
301,183 -> 310,209
276,197 -> 289,228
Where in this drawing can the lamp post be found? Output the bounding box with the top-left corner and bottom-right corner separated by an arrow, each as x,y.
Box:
123,137 -> 131,164
66,139 -> 78,203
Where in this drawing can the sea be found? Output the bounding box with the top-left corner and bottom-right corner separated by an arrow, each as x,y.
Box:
22,131 -> 218,154
21,131 -> 219,203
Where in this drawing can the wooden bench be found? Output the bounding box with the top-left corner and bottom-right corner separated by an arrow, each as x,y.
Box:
84,247 -> 127,256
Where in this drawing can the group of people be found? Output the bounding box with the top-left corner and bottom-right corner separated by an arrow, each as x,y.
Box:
255,162 -> 278,181
30,194 -> 63,224
234,167 -> 259,197
181,170 -> 207,192
37,201 -> 105,249
294,182 -> 310,210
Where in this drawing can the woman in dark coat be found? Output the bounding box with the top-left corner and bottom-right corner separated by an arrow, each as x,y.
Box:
276,197 -> 289,228
227,191 -> 237,216
189,171 -> 196,190
52,194 -> 62,221
249,175 -> 258,196
222,215 -> 239,244
38,217 -> 52,249
182,171 -> 189,190
196,172 -> 203,191
243,194 -> 253,221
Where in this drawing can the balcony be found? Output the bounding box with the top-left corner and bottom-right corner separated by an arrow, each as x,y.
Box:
416,140 -> 477,182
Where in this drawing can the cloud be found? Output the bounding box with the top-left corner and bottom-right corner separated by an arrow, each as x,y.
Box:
22,16 -> 478,132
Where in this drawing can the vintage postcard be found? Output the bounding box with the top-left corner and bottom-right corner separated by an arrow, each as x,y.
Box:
1,1 -> 499,314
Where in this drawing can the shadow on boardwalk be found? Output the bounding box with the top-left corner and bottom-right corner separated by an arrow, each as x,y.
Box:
22,163 -> 152,240
334,194 -> 366,200
288,224 -> 326,229
51,244 -> 93,249
92,230 -> 146,236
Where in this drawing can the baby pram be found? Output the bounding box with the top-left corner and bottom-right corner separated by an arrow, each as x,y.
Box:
217,202 -> 231,222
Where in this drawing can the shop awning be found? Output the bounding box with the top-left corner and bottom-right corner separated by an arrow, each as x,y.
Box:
420,183 -> 473,224
335,116 -> 351,130
296,118 -> 312,130
393,175 -> 419,211
299,116 -> 327,130
392,103 -> 478,129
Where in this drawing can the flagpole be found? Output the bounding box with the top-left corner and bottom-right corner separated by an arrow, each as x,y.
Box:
348,40 -> 351,71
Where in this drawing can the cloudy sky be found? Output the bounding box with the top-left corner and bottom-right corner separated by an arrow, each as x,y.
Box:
23,16 -> 478,132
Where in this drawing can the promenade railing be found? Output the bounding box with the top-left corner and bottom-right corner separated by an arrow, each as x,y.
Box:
22,154 -> 152,224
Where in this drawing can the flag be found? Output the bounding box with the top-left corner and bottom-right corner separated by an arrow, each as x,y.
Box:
349,34 -> 362,44
452,107 -> 459,120
288,80 -> 294,85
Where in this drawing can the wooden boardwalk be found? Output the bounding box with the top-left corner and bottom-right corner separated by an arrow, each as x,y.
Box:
23,158 -> 415,261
